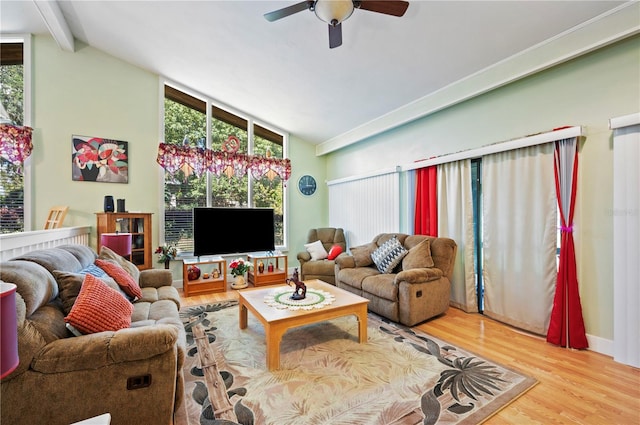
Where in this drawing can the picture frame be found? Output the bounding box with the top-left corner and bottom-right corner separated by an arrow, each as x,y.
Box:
71,135 -> 129,183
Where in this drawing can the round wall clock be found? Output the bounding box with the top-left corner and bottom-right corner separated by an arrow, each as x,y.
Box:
298,175 -> 317,196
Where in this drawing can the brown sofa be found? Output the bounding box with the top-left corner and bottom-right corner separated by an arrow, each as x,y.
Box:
0,245 -> 185,425
297,227 -> 347,285
335,233 -> 457,326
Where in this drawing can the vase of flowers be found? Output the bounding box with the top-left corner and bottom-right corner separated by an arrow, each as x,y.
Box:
155,243 -> 178,269
229,258 -> 252,289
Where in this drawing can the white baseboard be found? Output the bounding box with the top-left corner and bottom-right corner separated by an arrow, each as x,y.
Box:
586,333 -> 613,357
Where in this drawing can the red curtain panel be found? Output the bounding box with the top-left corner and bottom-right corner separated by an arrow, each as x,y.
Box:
414,166 -> 438,236
547,139 -> 588,349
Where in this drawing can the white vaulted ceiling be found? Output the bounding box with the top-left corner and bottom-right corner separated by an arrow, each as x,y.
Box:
1,1 -> 637,153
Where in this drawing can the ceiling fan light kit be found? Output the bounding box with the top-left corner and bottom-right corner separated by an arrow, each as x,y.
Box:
314,0 -> 354,26
264,0 -> 409,49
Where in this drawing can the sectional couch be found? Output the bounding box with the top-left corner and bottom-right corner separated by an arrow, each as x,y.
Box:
0,244 -> 185,425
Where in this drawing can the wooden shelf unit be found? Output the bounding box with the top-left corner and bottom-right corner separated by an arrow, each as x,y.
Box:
183,256 -> 227,296
247,253 -> 288,287
96,212 -> 152,270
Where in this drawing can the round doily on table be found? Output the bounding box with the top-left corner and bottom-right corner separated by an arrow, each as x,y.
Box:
264,287 -> 336,310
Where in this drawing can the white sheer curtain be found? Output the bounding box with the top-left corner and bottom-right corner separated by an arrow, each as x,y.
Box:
612,119 -> 640,367
482,143 -> 557,334
437,160 -> 477,312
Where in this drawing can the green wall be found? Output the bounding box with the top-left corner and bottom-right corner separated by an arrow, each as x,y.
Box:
288,134 -> 328,266
29,35 -> 326,271
325,36 -> 640,343
32,36 -> 160,245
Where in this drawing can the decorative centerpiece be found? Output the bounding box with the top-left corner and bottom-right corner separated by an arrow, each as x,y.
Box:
263,285 -> 336,310
285,268 -> 306,300
230,258 -> 252,289
156,243 -> 178,269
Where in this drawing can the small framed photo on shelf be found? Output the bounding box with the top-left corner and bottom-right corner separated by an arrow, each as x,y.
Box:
115,218 -> 129,233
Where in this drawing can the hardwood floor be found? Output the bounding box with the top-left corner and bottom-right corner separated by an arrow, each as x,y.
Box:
178,288 -> 640,425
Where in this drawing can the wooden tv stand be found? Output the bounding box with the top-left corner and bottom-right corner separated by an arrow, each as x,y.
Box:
247,253 -> 288,287
182,256 -> 227,296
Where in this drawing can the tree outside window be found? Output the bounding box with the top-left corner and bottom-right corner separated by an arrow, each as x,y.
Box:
0,43 -> 25,234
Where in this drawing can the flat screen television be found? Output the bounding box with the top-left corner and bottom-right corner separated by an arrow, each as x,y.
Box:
193,207 -> 275,257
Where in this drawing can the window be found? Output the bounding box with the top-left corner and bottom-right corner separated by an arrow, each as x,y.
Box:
0,41 -> 25,233
163,84 -> 287,253
471,158 -> 483,311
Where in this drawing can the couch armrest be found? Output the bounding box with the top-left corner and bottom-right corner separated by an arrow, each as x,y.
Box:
430,238 -> 458,279
335,255 -> 356,269
31,324 -> 179,374
297,251 -> 311,264
395,267 -> 444,284
139,269 -> 173,288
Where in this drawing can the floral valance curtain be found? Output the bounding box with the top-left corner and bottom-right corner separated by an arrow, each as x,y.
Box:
156,142 -> 291,183
0,124 -> 33,170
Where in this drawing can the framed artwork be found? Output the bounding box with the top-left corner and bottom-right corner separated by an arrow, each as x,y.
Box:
72,135 -> 129,183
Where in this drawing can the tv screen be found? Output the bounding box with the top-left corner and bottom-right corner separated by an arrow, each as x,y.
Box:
193,207 -> 275,257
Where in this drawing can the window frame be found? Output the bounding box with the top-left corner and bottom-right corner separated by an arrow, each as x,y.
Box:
1,34 -> 32,232
159,79 -> 289,255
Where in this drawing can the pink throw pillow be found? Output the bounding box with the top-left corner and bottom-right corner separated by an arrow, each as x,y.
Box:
95,258 -> 143,299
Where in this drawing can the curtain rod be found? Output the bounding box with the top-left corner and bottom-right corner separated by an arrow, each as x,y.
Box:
327,166 -> 400,186
326,126 -> 583,185
609,113 -> 640,130
401,126 -> 583,172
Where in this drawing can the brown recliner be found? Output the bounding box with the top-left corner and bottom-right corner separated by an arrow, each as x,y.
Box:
335,233 -> 457,326
297,228 -> 347,285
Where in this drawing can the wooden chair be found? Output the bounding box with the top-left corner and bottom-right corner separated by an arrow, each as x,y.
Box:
44,206 -> 68,229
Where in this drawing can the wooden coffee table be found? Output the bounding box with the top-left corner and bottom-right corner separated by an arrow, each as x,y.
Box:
238,279 -> 369,370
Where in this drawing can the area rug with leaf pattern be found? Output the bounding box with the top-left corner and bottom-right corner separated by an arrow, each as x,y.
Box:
179,301 -> 536,425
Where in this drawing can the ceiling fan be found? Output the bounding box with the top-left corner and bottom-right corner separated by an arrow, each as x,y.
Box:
264,0 -> 410,48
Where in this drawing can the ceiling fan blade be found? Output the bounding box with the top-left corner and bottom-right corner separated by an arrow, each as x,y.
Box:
356,0 -> 409,17
264,1 -> 311,22
328,23 -> 343,49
